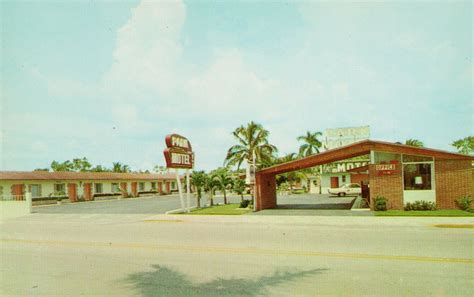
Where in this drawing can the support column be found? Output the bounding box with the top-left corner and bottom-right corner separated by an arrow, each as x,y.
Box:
131,182 -> 138,197
83,183 -> 92,201
255,172 -> 277,211
158,181 -> 163,194
120,182 -> 128,198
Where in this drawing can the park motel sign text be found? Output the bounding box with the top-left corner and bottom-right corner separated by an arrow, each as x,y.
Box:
163,134 -> 194,169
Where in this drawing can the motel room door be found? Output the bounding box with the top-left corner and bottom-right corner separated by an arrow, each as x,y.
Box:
330,177 -> 339,188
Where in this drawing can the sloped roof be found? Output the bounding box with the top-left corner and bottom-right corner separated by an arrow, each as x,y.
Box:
0,171 -> 178,181
259,140 -> 473,175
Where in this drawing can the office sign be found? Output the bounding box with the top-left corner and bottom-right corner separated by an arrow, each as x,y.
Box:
163,134 -> 194,169
375,163 -> 396,175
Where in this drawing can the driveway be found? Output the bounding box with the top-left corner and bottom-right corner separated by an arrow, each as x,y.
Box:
253,193 -> 373,216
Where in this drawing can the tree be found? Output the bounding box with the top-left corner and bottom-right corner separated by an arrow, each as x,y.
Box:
91,165 -> 109,172
203,174 -> 218,207
212,168 -> 233,204
224,121 -> 278,169
405,139 -> 424,147
112,162 -> 130,173
190,171 -> 207,208
232,178 -> 246,202
297,131 -> 323,157
153,165 -> 168,174
275,153 -> 307,192
452,136 -> 474,155
51,160 -> 73,172
34,168 -> 49,171
72,157 -> 92,172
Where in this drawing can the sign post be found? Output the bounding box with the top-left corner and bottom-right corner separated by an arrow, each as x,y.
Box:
186,169 -> 191,212
163,134 -> 194,213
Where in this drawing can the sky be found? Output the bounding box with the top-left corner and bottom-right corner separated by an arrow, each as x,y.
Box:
1,0 -> 472,172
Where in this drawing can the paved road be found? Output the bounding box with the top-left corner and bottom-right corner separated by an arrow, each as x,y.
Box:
1,208 -> 473,296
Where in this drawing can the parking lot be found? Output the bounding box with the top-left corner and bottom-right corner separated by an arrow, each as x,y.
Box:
33,193 -> 362,215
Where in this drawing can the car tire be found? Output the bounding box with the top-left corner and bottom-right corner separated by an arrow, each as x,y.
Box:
341,192 -> 346,197
337,193 -> 342,197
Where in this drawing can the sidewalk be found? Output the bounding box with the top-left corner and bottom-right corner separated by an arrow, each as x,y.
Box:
144,213 -> 474,227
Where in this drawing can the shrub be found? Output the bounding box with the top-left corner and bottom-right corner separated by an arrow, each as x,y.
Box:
404,200 -> 436,211
374,196 -> 387,211
455,196 -> 473,211
240,200 -> 250,208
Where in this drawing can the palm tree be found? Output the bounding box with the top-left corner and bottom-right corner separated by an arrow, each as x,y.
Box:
224,121 -> 278,169
212,168 -> 233,204
405,139 -> 424,147
297,131 -> 323,157
203,174 -> 218,207
451,136 -> 473,155
232,178 -> 246,202
112,162 -> 130,173
190,171 -> 207,208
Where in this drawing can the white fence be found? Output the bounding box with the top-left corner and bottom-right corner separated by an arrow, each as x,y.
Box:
0,193 -> 32,220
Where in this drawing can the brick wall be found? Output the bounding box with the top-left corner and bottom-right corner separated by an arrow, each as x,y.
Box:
435,160 -> 473,209
369,164 -> 404,210
255,173 -> 277,211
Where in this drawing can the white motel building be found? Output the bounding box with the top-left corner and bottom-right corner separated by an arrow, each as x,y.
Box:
0,171 -> 181,203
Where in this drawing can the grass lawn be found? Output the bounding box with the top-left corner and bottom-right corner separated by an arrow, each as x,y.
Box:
185,204 -> 251,215
375,210 -> 474,217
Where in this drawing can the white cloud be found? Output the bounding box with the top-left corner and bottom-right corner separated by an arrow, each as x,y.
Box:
185,49 -> 279,115
102,0 -> 187,98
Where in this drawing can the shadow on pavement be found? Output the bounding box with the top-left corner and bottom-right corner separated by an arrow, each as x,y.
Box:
125,264 -> 327,297
277,201 -> 354,210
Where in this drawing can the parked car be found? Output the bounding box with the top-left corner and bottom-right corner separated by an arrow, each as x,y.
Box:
328,183 -> 361,197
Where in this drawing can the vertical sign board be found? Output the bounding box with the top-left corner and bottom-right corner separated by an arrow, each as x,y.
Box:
163,134 -> 194,212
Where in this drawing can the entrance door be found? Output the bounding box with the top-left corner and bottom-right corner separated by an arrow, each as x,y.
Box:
68,183 -> 77,202
330,177 -> 339,188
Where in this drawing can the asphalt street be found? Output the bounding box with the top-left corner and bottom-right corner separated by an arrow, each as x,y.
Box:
2,195 -> 473,296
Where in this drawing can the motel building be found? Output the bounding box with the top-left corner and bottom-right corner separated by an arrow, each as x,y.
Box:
255,140 -> 474,211
0,171 -> 181,204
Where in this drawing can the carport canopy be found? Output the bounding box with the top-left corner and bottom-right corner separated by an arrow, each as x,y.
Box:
254,140 -> 472,211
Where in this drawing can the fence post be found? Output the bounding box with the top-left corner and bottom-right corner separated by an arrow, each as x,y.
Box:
25,192 -> 32,213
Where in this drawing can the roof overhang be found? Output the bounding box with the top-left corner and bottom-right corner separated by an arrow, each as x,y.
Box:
258,140 -> 473,176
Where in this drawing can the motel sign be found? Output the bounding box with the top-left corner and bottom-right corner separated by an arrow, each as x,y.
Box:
163,134 -> 194,169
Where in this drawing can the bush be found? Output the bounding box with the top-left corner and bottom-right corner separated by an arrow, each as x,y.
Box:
240,200 -> 250,208
404,200 -> 436,211
374,196 -> 387,211
455,196 -> 473,211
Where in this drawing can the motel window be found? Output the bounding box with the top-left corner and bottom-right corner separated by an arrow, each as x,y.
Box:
139,182 -> 145,191
94,183 -> 103,194
171,181 -> 176,189
111,183 -> 119,193
29,184 -> 42,198
402,154 -> 433,163
54,183 -> 66,195
374,152 -> 401,164
342,176 -> 346,183
151,182 -> 156,190
403,164 -> 432,190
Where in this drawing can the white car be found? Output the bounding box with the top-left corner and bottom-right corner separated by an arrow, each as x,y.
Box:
328,183 -> 361,197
